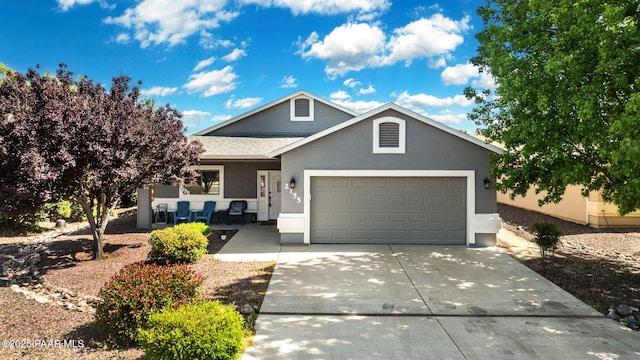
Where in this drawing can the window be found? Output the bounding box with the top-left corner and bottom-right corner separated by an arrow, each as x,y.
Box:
290,96 -> 314,121
373,117 -> 405,154
185,166 -> 224,195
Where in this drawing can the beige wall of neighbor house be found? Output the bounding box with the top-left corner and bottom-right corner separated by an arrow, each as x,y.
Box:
497,185 -> 640,228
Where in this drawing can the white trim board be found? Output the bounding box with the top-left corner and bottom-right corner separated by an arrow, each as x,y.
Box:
303,170 -> 477,245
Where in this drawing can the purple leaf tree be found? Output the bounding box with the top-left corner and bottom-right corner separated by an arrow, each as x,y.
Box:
0,65 -> 203,259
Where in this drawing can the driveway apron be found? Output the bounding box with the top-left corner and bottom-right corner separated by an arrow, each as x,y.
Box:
243,244 -> 640,359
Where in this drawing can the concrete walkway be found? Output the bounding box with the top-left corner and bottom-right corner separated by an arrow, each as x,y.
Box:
221,225 -> 640,359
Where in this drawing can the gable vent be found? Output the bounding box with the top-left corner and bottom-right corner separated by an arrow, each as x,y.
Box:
378,122 -> 400,147
294,98 -> 310,117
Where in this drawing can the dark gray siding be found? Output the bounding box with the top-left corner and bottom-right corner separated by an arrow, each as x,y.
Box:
223,161 -> 280,198
208,100 -> 354,137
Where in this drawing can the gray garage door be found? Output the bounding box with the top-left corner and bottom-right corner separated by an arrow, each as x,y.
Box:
310,177 -> 466,244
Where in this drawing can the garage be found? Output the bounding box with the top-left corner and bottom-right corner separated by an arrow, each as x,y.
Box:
310,176 -> 467,244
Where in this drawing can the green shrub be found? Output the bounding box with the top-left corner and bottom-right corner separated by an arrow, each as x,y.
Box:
530,221 -> 562,258
95,262 -> 204,347
56,200 -> 73,219
138,301 -> 244,360
177,222 -> 213,237
149,224 -> 209,264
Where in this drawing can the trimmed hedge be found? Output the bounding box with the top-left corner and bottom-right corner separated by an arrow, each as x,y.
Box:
148,223 -> 210,264
138,301 -> 244,360
95,262 -> 204,346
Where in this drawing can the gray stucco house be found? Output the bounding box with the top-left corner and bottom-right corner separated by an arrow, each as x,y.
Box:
140,90 -> 503,246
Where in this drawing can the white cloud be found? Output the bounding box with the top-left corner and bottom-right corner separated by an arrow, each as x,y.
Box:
343,78 -> 361,88
140,86 -> 179,97
329,90 -> 351,100
182,109 -> 211,122
330,99 -> 383,113
238,0 -> 390,16
384,15 -> 470,67
114,32 -> 131,44
103,0 -> 239,48
441,63 -> 497,89
57,0 -> 112,11
299,22 -> 386,77
425,112 -> 468,125
280,75 -> 298,88
222,48 -> 247,62
194,56 -> 216,71
225,97 -> 262,109
199,30 -> 234,49
299,14 -> 471,77
212,114 -> 232,122
184,66 -> 238,97
359,85 -> 375,95
428,56 -> 447,69
395,91 -> 474,108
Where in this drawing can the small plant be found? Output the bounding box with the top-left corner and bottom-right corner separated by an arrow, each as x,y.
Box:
530,221 -> 562,258
138,301 -> 244,360
178,221 -> 213,237
148,223 -> 209,264
95,262 -> 204,347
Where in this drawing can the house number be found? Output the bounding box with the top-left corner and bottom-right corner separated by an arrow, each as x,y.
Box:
283,184 -> 302,203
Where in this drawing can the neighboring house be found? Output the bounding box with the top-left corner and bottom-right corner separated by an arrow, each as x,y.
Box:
138,90 -> 504,246
498,187 -> 640,228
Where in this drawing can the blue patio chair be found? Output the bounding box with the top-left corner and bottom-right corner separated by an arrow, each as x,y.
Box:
173,201 -> 191,224
227,200 -> 247,225
193,201 -> 216,225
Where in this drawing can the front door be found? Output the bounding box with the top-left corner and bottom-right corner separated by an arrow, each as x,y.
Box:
257,171 -> 281,221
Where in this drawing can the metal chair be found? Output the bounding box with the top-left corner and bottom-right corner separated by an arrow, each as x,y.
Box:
155,203 -> 168,224
193,201 -> 216,225
173,201 -> 191,224
227,200 -> 247,224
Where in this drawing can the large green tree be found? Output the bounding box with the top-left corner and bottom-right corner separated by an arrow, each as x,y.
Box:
466,0 -> 640,214
0,65 -> 203,258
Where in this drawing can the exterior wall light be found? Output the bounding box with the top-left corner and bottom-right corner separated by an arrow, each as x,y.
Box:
484,178 -> 492,189
289,177 -> 296,189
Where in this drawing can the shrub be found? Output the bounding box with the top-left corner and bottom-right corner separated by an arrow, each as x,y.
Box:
148,224 -> 209,264
530,221 -> 562,258
177,222 -> 213,237
138,301 -> 244,360
95,262 -> 204,347
56,200 -> 73,219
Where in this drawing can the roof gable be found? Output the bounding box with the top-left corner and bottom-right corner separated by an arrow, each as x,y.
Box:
192,90 -> 359,136
267,102 -> 504,157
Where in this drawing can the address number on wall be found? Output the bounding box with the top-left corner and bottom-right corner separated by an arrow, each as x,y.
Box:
283,184 -> 302,203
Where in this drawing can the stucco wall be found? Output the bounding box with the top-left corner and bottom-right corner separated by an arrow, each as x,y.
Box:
210,99 -> 354,137
279,109 -> 497,214
498,185 -> 640,228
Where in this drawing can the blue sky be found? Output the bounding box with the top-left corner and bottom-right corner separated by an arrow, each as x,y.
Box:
1,0 -> 494,134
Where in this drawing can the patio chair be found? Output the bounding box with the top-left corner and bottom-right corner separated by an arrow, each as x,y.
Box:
173,201 -> 191,224
227,200 -> 247,225
193,201 -> 216,225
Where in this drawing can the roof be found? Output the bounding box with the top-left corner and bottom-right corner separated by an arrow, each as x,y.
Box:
191,90 -> 360,136
191,136 -> 304,160
267,102 -> 505,157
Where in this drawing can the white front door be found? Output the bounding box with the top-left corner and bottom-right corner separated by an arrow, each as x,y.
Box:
269,172 -> 282,220
257,171 -> 281,221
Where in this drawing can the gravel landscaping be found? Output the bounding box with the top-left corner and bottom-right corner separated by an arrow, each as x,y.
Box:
0,212 -> 274,359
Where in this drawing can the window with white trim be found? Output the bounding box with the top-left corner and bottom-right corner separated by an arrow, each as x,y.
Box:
185,165 -> 224,195
373,117 -> 405,154
290,96 -> 314,121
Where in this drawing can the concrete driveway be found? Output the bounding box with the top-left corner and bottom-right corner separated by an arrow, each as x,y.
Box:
241,242 -> 640,359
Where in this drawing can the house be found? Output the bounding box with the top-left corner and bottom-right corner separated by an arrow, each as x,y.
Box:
498,187 -> 640,228
138,90 -> 504,246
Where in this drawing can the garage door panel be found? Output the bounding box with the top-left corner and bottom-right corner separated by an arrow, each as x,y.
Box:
311,177 -> 466,245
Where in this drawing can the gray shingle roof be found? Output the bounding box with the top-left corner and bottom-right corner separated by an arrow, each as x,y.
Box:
190,136 -> 303,159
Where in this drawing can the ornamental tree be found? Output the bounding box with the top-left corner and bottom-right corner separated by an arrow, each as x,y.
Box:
466,0 -> 640,214
0,65 -> 203,258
